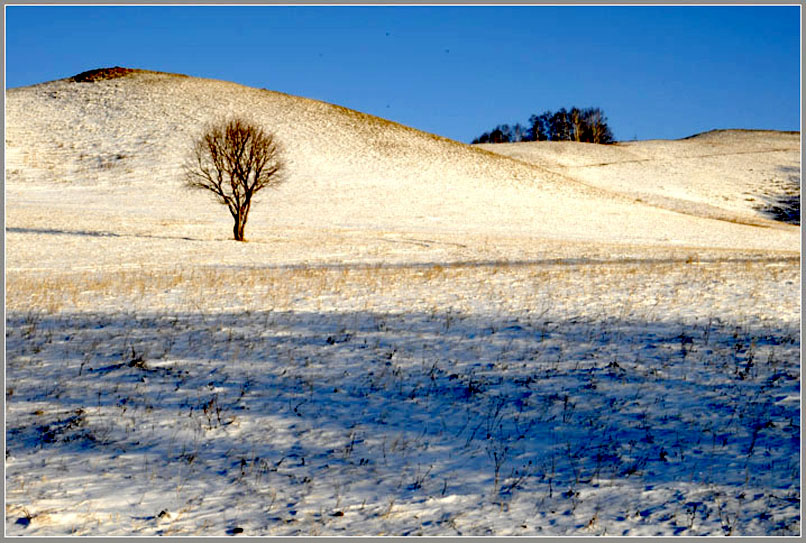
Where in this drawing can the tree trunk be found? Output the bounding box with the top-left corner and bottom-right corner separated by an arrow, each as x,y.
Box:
233,210 -> 246,241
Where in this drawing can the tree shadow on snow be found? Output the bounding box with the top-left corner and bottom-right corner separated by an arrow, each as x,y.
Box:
6,226 -> 200,242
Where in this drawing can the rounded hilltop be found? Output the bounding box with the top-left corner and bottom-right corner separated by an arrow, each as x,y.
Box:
681,128 -> 800,142
6,66 -> 800,253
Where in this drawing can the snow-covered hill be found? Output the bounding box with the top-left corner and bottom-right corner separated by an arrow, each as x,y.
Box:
477,129 -> 800,228
6,68 -> 799,273
5,69 -> 801,536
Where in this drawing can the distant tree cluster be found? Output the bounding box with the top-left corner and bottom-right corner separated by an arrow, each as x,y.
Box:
472,107 -> 614,144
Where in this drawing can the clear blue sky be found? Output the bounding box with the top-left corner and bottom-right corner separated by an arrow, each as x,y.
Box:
5,5 -> 801,142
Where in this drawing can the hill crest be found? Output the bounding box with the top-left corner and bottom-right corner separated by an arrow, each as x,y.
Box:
5,67 -> 800,255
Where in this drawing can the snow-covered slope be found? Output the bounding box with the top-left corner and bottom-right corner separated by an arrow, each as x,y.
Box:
477,130 -> 800,228
5,69 -> 801,536
5,68 -> 800,271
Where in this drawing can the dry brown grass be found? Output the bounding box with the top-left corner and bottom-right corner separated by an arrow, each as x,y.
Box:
7,254 -> 798,328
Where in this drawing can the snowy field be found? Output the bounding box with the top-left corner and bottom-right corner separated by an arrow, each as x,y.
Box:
5,68 -> 801,536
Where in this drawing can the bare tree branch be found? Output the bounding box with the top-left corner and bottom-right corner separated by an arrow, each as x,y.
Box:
183,117 -> 283,241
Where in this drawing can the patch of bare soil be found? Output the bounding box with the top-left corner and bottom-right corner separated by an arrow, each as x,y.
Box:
70,67 -> 141,82
70,67 -> 188,83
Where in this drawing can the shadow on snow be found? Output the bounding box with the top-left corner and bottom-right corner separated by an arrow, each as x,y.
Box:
5,308 -> 801,533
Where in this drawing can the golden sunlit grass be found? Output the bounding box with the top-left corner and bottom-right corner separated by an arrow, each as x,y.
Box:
8,254 -> 798,323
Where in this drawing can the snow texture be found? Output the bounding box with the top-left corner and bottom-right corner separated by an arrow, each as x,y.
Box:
5,68 -> 801,536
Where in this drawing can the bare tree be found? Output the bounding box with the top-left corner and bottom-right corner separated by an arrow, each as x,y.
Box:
569,107 -> 583,143
582,108 -> 614,144
549,108 -> 571,142
184,117 -> 283,241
